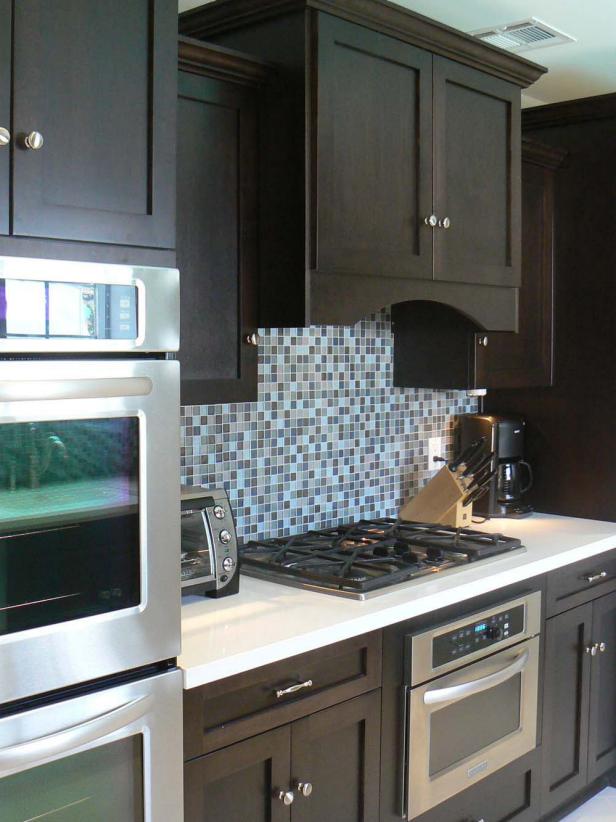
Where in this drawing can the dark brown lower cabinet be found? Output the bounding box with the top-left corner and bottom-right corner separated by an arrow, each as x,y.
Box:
541,591 -> 616,816
412,749 -> 541,822
184,690 -> 381,822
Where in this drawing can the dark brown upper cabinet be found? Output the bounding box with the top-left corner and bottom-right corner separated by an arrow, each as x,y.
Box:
0,0 -> 176,250
177,38 -> 266,406
180,0 -> 544,330
393,138 -> 565,390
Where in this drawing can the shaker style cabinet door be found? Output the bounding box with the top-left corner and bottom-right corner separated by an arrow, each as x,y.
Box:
588,591 -> 616,782
433,57 -> 521,287
314,13 -> 433,280
11,0 -> 176,248
184,725 -> 292,822
0,0 -> 10,235
290,691 -> 381,822
541,602 -> 593,816
177,67 -> 259,405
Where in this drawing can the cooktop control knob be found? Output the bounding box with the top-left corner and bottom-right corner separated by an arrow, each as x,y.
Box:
213,505 -> 226,519
219,529 -> 232,545
222,556 -> 234,572
486,625 -> 504,641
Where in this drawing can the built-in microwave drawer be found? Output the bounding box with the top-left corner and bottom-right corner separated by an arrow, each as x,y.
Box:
546,548 -> 616,617
183,631 -> 382,759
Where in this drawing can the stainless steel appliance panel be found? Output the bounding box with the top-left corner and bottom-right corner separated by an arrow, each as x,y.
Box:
0,668 -> 183,822
0,256 -> 179,353
0,359 -> 180,703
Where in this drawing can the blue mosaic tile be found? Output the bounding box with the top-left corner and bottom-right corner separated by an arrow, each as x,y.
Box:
180,309 -> 477,542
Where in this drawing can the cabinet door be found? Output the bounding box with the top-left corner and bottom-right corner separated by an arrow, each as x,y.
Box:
0,0 -> 10,235
541,603 -> 593,816
588,591 -> 616,781
433,57 -> 521,287
177,70 -> 258,405
314,13 -> 433,280
290,691 -> 380,822
184,725 -> 291,822
12,0 -> 175,248
476,141 -> 563,389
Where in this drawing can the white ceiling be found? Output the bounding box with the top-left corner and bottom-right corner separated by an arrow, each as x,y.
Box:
178,0 -> 616,107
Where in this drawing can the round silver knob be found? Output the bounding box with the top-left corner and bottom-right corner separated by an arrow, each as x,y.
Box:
599,642 -> 607,653
296,781 -> 313,798
245,332 -> 260,347
219,529 -> 232,545
24,131 -> 44,150
0,127 -> 10,147
213,505 -> 226,520
585,643 -> 599,656
275,790 -> 295,806
439,217 -> 451,229
424,214 -> 438,227
222,556 -> 234,572
477,335 -> 489,347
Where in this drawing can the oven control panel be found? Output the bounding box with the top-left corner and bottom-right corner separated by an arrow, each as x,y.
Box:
432,603 -> 525,668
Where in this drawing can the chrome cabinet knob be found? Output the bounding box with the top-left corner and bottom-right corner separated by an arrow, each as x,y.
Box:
24,131 -> 44,150
0,127 -> 10,147
296,781 -> 313,798
245,332 -> 260,347
599,642 -> 607,653
477,335 -> 489,347
585,643 -> 599,656
438,217 -> 451,229
275,790 -> 295,806
424,214 -> 438,227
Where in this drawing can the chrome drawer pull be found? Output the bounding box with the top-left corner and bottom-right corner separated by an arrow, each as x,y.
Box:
275,679 -> 313,699
424,649 -> 529,706
582,571 -> 607,583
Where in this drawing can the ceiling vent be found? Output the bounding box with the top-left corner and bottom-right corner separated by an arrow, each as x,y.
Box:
469,18 -> 576,53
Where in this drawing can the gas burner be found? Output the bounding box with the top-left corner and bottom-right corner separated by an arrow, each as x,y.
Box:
239,518 -> 524,599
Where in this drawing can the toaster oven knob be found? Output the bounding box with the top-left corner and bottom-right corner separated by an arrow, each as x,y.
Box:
219,529 -> 232,545
486,625 -> 504,641
222,556 -> 235,572
213,505 -> 226,519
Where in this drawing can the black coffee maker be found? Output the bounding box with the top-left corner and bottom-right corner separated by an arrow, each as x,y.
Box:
458,414 -> 533,518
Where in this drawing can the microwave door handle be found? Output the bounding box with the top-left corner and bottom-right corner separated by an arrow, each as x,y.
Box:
0,377 -> 153,403
0,694 -> 153,775
423,648 -> 530,707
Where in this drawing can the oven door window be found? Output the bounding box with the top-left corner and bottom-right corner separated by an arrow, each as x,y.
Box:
0,417 -> 140,635
1,735 -> 144,821
429,673 -> 521,776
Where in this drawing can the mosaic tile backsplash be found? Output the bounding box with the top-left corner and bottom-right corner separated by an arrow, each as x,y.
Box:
180,309 -> 477,542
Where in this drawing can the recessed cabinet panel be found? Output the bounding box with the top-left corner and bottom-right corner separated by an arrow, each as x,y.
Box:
315,14 -> 433,280
433,57 -> 521,288
588,591 -> 616,781
12,0 -> 175,248
177,67 -> 258,405
0,0 -> 10,236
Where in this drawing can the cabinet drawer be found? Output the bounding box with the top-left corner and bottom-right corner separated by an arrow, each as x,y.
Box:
183,631 -> 382,759
546,549 -> 616,617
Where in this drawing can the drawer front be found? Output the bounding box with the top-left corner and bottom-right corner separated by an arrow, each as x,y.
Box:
183,631 -> 382,759
546,549 -> 616,617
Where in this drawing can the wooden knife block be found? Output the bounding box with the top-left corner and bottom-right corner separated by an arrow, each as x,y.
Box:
399,465 -> 472,528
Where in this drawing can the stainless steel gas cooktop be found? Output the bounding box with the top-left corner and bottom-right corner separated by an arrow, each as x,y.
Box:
239,518 -> 525,599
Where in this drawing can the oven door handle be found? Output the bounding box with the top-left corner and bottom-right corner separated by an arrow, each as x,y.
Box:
423,648 -> 530,706
0,694 -> 154,774
0,376 -> 153,403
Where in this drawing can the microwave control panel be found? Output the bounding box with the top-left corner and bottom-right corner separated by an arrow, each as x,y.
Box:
432,603 -> 525,668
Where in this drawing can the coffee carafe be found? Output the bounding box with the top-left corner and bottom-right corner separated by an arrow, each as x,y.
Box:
458,414 -> 533,518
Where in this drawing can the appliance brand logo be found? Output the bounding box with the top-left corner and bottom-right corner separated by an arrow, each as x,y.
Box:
467,760 -> 488,778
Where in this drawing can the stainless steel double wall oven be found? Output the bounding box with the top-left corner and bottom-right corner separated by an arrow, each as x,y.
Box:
0,256 -> 183,821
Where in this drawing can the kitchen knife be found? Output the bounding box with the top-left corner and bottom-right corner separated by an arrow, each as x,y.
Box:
463,469 -> 497,501
462,450 -> 494,479
463,483 -> 491,507
449,437 -> 486,472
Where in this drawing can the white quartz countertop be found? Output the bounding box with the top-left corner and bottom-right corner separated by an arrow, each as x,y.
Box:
179,513 -> 616,689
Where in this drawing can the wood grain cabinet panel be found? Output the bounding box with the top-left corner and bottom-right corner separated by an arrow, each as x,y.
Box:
10,0 -> 176,248
588,591 -> 616,782
177,40 -> 263,405
0,0 -> 10,236
314,13 -> 433,281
